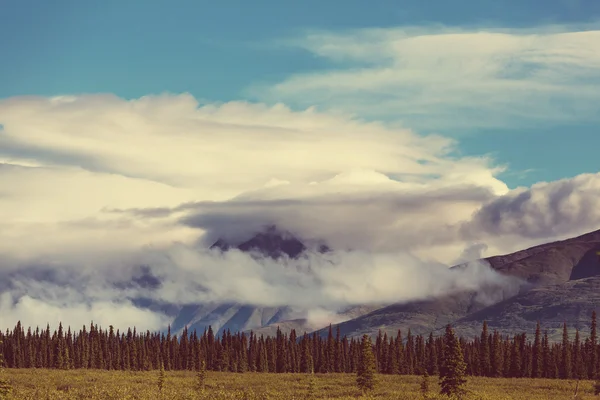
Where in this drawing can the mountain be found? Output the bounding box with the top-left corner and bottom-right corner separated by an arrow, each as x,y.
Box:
452,275 -> 600,341
309,228 -> 600,341
246,305 -> 384,337
170,226 -> 346,336
170,303 -> 303,337
173,226 -> 600,340
210,226 -> 308,259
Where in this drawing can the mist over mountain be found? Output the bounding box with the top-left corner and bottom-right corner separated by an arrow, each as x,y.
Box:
313,228 -> 600,341
169,224 -> 526,337
168,226 -> 365,335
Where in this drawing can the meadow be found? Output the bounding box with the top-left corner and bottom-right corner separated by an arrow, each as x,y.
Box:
1,369 -> 596,400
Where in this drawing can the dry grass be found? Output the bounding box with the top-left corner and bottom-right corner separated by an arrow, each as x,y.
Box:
1,369 -> 597,399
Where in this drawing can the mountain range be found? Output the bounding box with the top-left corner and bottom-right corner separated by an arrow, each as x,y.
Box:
170,226 -> 600,341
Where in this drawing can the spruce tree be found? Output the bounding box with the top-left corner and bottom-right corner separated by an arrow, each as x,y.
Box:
356,335 -> 376,393
300,337 -> 314,373
334,326 -> 342,373
275,327 -> 288,373
439,325 -> 467,398
490,331 -> 503,377
573,329 -> 585,379
326,325 -> 335,373
560,322 -> 572,379
479,321 -> 491,377
542,331 -> 550,378
591,311 -> 598,379
387,339 -> 400,375
509,336 -> 522,378
532,321 -> 542,378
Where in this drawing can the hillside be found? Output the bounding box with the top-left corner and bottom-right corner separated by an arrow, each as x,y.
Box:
309,228 -> 600,340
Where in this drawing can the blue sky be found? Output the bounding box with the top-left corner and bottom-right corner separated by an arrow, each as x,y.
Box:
1,0 -> 600,188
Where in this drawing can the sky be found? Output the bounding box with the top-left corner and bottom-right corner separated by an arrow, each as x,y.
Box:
1,0 -> 599,331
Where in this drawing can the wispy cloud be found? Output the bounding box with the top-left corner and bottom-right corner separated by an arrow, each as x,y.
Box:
250,25 -> 600,131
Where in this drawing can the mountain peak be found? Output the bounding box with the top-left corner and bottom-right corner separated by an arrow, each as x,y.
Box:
210,225 -> 311,259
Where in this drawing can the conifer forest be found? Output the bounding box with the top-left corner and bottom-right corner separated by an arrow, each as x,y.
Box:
1,313 -> 600,399
2,314 -> 600,379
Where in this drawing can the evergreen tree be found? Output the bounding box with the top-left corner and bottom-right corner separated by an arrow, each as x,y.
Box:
479,321 -> 491,377
509,336 -> 522,378
426,332 -> 438,375
532,321 -> 542,378
542,331 -> 550,378
326,325 -> 335,373
334,326 -> 342,372
275,327 -> 288,373
560,322 -> 571,379
356,335 -> 376,393
573,329 -> 585,379
387,338 -> 400,375
591,311 -> 598,379
406,330 -> 415,375
439,325 -> 467,398
490,331 -> 503,377
519,333 -> 530,378
300,336 -> 314,373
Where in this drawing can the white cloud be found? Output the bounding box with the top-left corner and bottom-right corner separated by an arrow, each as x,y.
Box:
0,93 -> 599,332
0,292 -> 169,332
0,93 -> 507,259
252,26 -> 600,130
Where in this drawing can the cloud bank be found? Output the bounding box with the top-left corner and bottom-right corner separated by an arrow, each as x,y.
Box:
1,93 -> 599,332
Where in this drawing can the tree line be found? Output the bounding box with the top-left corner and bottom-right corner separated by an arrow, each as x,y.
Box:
1,312 -> 599,381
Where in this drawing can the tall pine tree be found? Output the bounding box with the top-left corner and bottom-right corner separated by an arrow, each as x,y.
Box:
560,322 -> 571,379
356,335 -> 376,393
479,321 -> 491,377
439,325 -> 467,398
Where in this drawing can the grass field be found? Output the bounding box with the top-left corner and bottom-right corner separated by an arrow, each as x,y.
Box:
1,369 -> 597,399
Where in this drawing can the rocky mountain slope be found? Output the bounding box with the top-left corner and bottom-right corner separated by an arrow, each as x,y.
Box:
310,229 -> 600,340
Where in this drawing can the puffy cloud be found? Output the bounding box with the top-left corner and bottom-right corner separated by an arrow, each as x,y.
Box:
463,172 -> 600,242
0,93 -> 507,260
0,93 -> 598,332
253,25 -> 600,131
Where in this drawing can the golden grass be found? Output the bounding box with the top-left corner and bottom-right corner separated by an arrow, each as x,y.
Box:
1,369 -> 597,399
